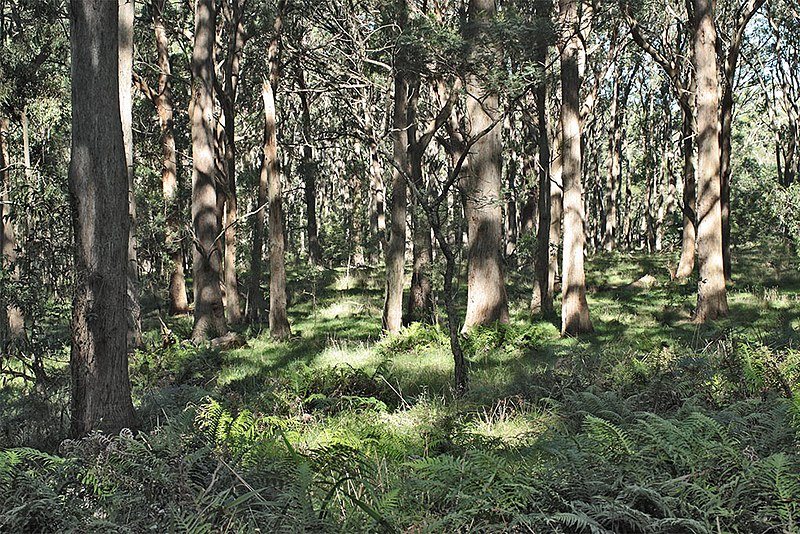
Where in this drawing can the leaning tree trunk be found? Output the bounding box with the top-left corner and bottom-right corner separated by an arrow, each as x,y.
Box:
69,0 -> 136,436
119,0 -> 142,350
692,0 -> 728,322
559,0 -> 592,336
462,0 -> 509,331
190,0 -> 227,341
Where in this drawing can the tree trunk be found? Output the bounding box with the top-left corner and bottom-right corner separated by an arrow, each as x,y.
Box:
559,0 -> 592,336
296,62 -> 322,266
364,93 -> 385,264
406,148 -> 433,324
69,0 -> 136,436
549,128 -> 563,302
190,0 -> 227,341
0,117 -> 25,343
532,38 -> 552,316
119,0 -> 142,350
675,103 -> 697,278
382,67 -> 409,334
218,0 -> 246,325
603,63 -> 621,252
263,5 -> 291,340
692,0 -> 728,322
462,0 -> 508,331
152,0 -> 189,314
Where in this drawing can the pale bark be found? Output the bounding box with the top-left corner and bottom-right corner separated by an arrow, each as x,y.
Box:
190,0 -> 227,341
692,0 -> 728,321
69,0 -> 136,436
675,104 -> 697,278
0,117 -> 24,342
559,0 -> 592,336
603,63 -> 621,252
462,0 -> 509,331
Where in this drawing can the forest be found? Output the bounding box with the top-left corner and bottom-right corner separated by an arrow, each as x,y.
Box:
1,0 -> 799,531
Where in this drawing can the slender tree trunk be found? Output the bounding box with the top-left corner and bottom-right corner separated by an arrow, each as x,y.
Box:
218,0 -> 246,325
559,0 -> 592,336
364,93 -> 385,263
692,0 -> 728,321
604,64 -> 621,252
406,149 -> 434,324
296,62 -> 322,265
191,0 -> 227,341
0,117 -> 24,342
549,128 -> 563,301
462,0 -> 508,331
532,39 -> 552,316
152,0 -> 189,314
382,67 -> 409,333
675,103 -> 697,278
248,153 -> 266,323
119,0 -> 142,350
69,0 -> 136,436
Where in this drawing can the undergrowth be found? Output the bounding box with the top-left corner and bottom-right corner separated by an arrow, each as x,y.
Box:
1,252 -> 799,532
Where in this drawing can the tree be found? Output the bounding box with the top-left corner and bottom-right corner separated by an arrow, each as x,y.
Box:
119,0 -> 142,350
216,0 -> 248,325
382,0 -> 410,334
461,0 -> 509,331
190,0 -> 227,341
692,0 -> 728,321
558,0 -> 592,335
69,0 -> 136,436
0,116 -> 25,344
263,0 -> 291,339
133,0 -> 190,316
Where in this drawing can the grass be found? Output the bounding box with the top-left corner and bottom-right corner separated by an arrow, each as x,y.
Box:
2,247 -> 800,532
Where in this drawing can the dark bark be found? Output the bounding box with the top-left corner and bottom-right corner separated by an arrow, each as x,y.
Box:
296,61 -> 322,266
68,0 -> 136,436
190,0 -> 227,341
531,37 -> 552,316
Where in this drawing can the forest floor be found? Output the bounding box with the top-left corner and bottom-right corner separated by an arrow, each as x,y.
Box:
2,248 -> 800,533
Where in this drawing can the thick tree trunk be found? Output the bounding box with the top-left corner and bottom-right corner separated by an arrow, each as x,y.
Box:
296,63 -> 322,266
119,0 -> 142,350
69,0 -> 136,436
462,0 -> 508,331
559,0 -> 592,336
692,0 -> 728,322
190,0 -> 227,341
675,104 -> 697,279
